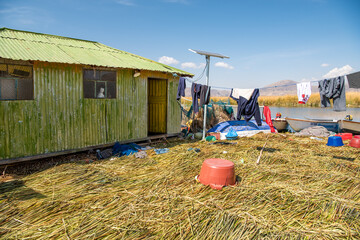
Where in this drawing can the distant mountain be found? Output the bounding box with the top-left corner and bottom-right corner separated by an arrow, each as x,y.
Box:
260,80 -> 299,96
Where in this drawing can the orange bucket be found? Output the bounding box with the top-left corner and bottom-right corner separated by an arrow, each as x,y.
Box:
197,158 -> 236,190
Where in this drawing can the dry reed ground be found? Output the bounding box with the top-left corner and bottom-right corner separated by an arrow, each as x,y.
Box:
1,133 -> 360,239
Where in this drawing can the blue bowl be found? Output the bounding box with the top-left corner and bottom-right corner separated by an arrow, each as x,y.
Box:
326,136 -> 344,147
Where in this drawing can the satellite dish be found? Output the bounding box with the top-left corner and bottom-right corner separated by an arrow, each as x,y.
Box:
189,49 -> 229,59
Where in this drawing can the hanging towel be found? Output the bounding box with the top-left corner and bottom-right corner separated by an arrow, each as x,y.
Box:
231,88 -> 254,100
346,71 -> 360,89
230,88 -> 262,126
199,85 -> 211,106
318,76 -> 346,111
296,82 -> 311,104
176,77 -> 186,100
263,106 -> 275,133
191,83 -> 202,114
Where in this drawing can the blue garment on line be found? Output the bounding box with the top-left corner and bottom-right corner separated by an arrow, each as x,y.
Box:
200,85 -> 211,106
177,77 -> 187,100
230,88 -> 262,126
191,83 -> 202,114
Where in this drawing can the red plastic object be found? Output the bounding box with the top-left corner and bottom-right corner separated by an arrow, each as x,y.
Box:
349,137 -> 360,148
263,106 -> 275,133
335,133 -> 353,140
198,158 -> 236,190
354,135 -> 360,139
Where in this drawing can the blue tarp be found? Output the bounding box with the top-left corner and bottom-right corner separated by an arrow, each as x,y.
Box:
208,120 -> 271,133
113,142 -> 141,157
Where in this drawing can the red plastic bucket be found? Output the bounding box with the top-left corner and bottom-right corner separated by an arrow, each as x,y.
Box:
335,133 -> 353,140
349,137 -> 360,148
198,158 -> 236,190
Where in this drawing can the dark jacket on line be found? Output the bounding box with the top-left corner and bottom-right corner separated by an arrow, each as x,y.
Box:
230,88 -> 262,126
176,77 -> 186,100
318,76 -> 346,111
199,85 -> 211,106
191,83 -> 202,114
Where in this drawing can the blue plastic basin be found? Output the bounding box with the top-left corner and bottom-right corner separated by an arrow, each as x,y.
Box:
326,136 -> 344,147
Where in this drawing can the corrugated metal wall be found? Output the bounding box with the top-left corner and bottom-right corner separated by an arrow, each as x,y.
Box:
0,62 -> 180,160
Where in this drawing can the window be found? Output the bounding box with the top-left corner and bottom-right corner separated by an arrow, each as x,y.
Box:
83,69 -> 116,99
0,64 -> 33,100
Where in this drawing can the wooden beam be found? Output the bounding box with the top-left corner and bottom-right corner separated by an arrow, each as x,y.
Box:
0,133 -> 180,166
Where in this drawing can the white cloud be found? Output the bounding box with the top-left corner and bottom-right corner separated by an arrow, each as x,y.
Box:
214,61 -> 234,70
321,63 -> 329,67
181,62 -> 205,69
0,6 -> 51,25
115,0 -> 136,6
158,56 -> 179,65
322,65 -> 353,78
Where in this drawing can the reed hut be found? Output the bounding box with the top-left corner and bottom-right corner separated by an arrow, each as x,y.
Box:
0,28 -> 193,164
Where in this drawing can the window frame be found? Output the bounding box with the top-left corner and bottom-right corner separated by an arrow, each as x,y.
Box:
0,63 -> 34,101
83,69 -> 117,99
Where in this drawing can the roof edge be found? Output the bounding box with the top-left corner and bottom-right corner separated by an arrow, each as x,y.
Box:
0,27 -> 98,44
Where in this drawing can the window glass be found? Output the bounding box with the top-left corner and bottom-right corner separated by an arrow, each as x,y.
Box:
107,81 -> 116,98
101,71 -> 116,81
17,79 -> 33,100
83,80 -> 95,98
96,82 -> 106,98
0,64 -> 7,77
0,79 -> 16,99
0,64 -> 33,100
83,69 -> 116,99
8,65 -> 32,78
84,69 -> 100,80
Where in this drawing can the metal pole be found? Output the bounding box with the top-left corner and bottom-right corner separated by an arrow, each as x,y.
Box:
202,56 -> 210,140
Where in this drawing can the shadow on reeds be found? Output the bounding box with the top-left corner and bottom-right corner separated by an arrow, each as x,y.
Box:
333,156 -> 356,162
255,147 -> 279,153
0,180 -> 46,200
235,175 -> 242,183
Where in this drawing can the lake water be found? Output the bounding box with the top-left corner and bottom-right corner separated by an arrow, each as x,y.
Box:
231,106 -> 360,121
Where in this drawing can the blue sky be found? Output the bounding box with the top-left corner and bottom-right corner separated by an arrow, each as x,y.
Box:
0,0 -> 359,88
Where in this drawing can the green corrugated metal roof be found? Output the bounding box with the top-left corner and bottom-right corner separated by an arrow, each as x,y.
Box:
0,28 -> 193,76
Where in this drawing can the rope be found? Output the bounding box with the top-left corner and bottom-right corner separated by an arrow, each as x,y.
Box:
182,72 -> 353,92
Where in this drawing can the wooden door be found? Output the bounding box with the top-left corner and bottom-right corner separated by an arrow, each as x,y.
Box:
148,78 -> 167,134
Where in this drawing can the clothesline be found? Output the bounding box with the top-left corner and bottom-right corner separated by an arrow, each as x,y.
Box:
184,73 -> 352,91
181,97 -> 265,108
